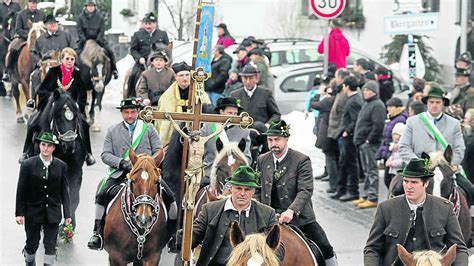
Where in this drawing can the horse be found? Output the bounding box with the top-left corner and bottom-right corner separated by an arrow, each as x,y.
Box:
10,21 -> 45,123
396,243 -> 457,266
388,146 -> 472,244
103,148 -> 169,265
38,90 -> 87,227
229,221 -> 322,266
78,39 -> 112,132
123,42 -> 173,99
28,50 -> 62,98
0,12 -> 14,97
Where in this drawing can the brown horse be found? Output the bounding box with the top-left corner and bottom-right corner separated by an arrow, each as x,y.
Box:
396,244 -> 457,266
10,21 -> 45,123
103,149 -> 169,265
229,221 -> 318,266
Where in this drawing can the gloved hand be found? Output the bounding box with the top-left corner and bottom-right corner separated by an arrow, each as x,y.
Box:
175,229 -> 183,250
119,159 -> 132,171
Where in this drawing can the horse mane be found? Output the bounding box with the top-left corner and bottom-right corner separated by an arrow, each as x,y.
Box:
40,92 -> 84,137
413,250 -> 442,266
80,40 -> 106,68
227,233 -> 280,266
27,22 -> 45,47
427,151 -> 448,170
210,142 -> 248,191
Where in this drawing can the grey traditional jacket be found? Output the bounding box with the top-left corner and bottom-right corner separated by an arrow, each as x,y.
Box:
364,195 -> 468,266
399,112 -> 465,165
192,198 -> 276,266
255,148 -> 316,226
201,123 -> 252,183
101,119 -> 162,179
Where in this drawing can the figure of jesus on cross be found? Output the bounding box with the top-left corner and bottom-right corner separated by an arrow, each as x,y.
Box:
164,112 -> 231,209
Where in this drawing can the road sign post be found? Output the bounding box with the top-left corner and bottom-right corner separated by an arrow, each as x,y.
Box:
309,0 -> 346,75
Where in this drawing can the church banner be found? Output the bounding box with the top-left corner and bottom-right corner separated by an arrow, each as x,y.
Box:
195,2 -> 215,73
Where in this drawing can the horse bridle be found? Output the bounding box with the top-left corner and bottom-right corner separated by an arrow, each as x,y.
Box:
51,104 -> 79,142
121,176 -> 162,260
448,175 -> 461,217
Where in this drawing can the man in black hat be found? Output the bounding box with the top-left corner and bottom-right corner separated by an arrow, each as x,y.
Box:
365,158 -> 468,265
451,63 -> 474,113
88,98 -> 178,250
214,23 -> 235,48
205,44 -> 232,105
76,0 -> 118,79
230,64 -> 280,126
180,165 -> 277,266
136,50 -> 175,106
3,0 -> 45,81
255,119 -> 338,265
33,15 -> 75,62
201,97 -> 252,187
16,132 -> 71,266
128,12 -> 169,97
0,0 -> 21,40
156,61 -> 211,146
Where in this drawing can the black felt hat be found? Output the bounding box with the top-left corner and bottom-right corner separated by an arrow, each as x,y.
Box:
238,64 -> 260,77
116,98 -> 141,110
150,50 -> 169,62
214,97 -> 243,113
172,61 -> 192,74
44,15 -> 58,24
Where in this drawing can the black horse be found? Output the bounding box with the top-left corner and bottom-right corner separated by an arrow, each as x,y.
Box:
37,90 -> 87,227
78,40 -> 112,132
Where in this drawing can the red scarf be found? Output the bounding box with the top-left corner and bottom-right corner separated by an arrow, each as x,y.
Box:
61,64 -> 73,89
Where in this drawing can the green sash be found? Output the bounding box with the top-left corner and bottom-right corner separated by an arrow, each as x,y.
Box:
98,120 -> 149,193
418,113 -> 467,179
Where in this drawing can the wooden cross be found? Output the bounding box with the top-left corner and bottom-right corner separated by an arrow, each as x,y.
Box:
139,65 -> 253,264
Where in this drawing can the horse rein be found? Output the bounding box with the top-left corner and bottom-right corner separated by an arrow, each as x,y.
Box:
50,104 -> 80,142
448,175 -> 461,217
120,178 -> 162,260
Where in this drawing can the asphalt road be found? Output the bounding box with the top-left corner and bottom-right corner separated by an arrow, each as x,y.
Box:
0,89 -> 382,265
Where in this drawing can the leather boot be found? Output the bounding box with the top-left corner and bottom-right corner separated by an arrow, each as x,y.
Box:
87,219 -> 103,250
85,153 -> 96,166
167,219 -> 178,253
23,249 -> 36,266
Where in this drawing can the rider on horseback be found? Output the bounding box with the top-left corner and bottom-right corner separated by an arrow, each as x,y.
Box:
127,12 -> 169,98
0,0 -> 21,41
87,98 -> 177,251
19,48 -> 96,166
3,0 -> 45,81
76,0 -> 118,79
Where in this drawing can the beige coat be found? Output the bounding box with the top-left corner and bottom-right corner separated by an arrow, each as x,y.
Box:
156,82 -> 211,147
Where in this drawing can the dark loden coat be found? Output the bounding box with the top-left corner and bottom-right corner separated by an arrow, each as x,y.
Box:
14,8 -> 45,40
36,65 -> 87,114
311,94 -> 336,152
255,149 -> 316,226
230,86 -> 281,124
34,30 -> 75,58
130,28 -> 169,63
192,198 -> 276,266
364,195 -> 468,266
205,53 -> 232,94
15,156 -> 71,224
76,10 -> 106,44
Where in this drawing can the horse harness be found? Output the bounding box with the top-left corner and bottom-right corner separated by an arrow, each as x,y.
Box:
120,179 -> 164,260
50,102 -> 80,143
448,175 -> 462,217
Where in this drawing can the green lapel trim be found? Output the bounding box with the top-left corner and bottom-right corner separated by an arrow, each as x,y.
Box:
418,113 -> 467,179
98,120 -> 149,193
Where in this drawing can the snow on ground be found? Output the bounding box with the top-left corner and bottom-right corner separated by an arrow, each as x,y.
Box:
103,56 -> 326,175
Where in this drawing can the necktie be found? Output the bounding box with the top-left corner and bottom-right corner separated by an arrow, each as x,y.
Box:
129,124 -> 136,136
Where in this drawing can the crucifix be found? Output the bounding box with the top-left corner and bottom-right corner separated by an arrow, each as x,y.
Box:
138,3 -> 253,264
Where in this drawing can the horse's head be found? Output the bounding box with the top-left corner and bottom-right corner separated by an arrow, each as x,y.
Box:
228,221 -> 281,266
397,244 -> 456,266
210,138 -> 248,195
80,40 -> 109,93
424,146 -> 458,198
128,148 -> 164,229
40,50 -> 61,81
27,21 -> 46,47
44,90 -> 82,154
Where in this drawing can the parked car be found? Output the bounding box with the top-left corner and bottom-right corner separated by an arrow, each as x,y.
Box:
172,39 -> 411,114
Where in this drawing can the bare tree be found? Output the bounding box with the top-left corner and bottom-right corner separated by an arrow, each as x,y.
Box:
162,0 -> 197,40
270,3 -> 311,38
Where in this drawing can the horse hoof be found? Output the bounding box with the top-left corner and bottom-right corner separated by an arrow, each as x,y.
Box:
17,116 -> 25,123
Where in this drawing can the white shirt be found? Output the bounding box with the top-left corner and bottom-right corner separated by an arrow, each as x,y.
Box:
406,196 -> 425,220
224,197 -> 252,218
425,111 -> 443,121
155,68 -> 163,73
123,120 -> 138,136
40,154 -> 52,167
244,85 -> 257,98
272,148 -> 289,168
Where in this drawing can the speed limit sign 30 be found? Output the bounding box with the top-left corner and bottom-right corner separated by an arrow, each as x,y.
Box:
310,0 -> 346,20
